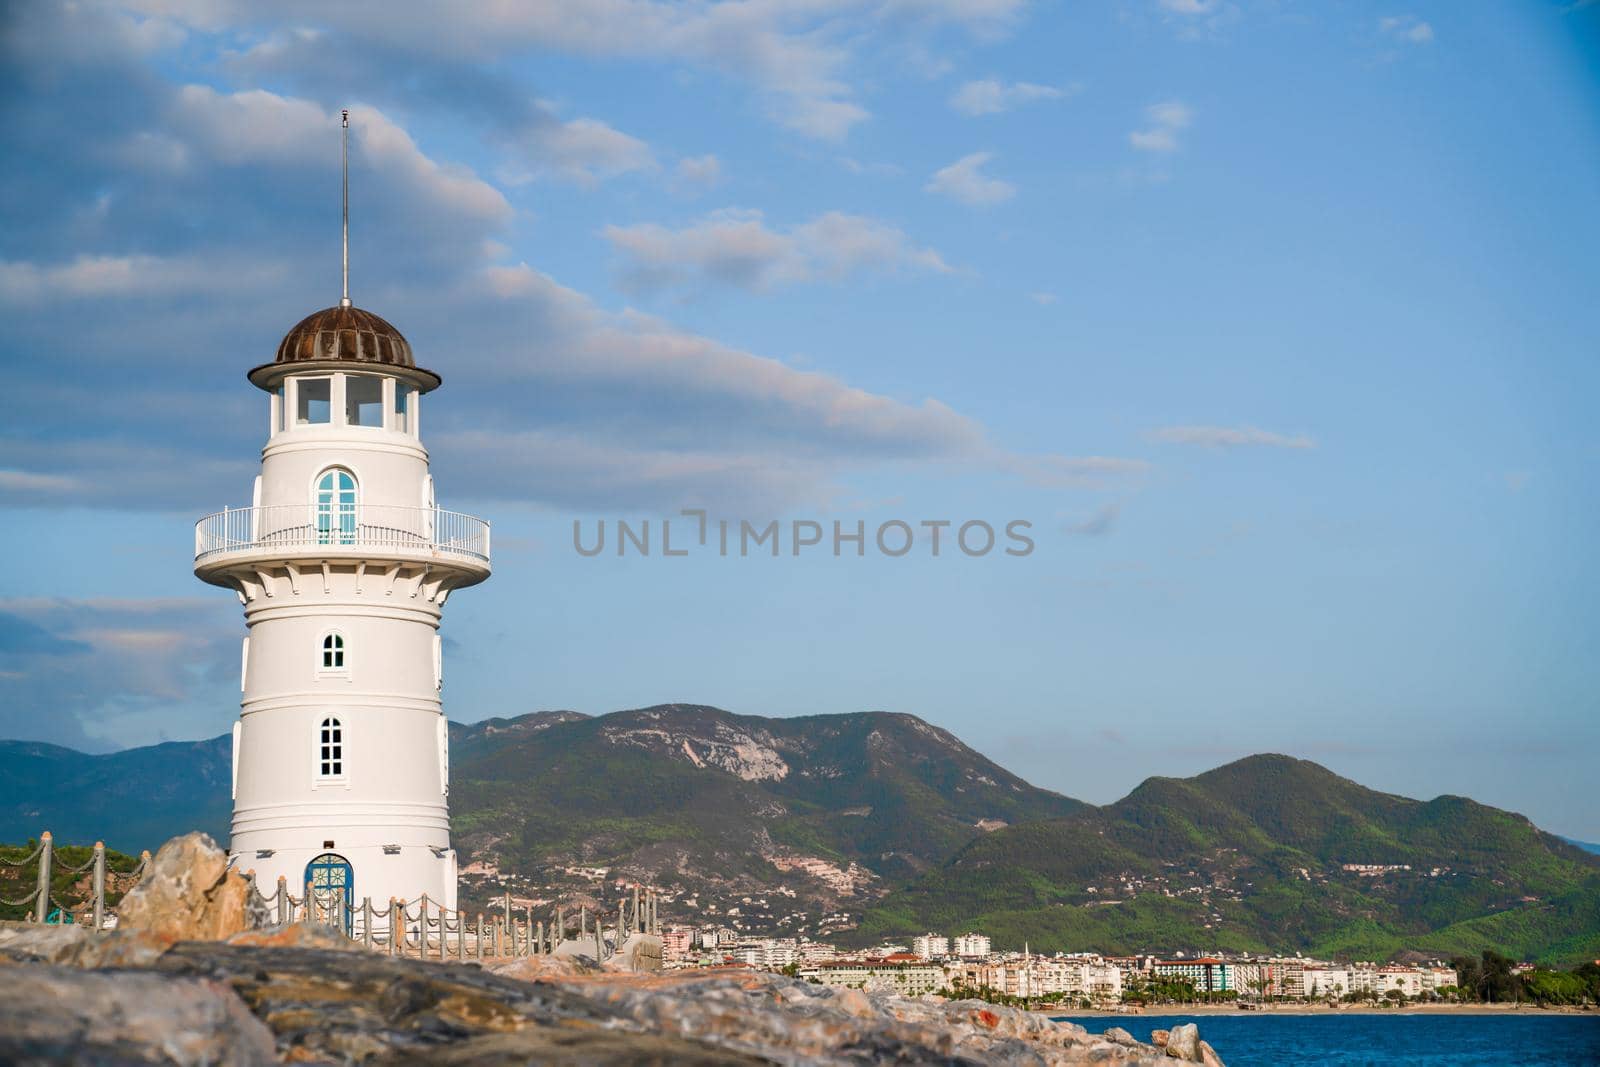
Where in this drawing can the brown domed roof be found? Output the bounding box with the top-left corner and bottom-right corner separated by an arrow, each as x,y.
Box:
276,305 -> 413,367
250,304 -> 440,391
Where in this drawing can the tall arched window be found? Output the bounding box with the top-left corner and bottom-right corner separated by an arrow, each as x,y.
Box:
321,632 -> 345,670
314,468 -> 357,545
319,717 -> 344,777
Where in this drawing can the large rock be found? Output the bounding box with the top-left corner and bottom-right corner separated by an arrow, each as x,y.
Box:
0,921 -> 173,969
1164,1022 -> 1201,1060
0,963 -> 276,1066
116,832 -> 254,942
226,921 -> 366,952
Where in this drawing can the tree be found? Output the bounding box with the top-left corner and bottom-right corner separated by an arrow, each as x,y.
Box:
1477,950 -> 1516,1004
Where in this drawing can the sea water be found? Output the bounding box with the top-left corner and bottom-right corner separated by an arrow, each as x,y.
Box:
1059,1013 -> 1600,1066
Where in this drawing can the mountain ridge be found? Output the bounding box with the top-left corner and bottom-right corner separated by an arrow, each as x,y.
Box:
1,706 -> 1593,963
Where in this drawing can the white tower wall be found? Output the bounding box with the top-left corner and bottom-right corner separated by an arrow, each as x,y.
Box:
196,319 -> 487,921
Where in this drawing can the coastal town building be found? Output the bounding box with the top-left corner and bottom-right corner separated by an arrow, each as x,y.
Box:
912,933 -> 950,958
800,958 -> 948,995
952,933 -> 992,957
1153,958 -> 1234,993
660,927 -> 693,964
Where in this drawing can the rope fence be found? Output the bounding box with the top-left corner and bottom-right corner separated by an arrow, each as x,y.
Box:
2,829 -> 661,962
243,869 -> 662,962
0,832 -> 152,928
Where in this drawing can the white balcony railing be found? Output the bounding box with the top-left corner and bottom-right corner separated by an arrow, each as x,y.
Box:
195,504 -> 490,564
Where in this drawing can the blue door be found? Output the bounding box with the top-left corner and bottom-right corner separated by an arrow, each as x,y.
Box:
305,852 -> 354,934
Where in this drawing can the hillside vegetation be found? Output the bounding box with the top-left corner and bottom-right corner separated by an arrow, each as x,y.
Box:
859,754 -> 1600,965
3,711 -> 1593,963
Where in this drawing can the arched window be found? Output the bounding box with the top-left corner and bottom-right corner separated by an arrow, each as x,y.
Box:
321,632 -> 345,670
319,717 -> 344,777
314,469 -> 357,545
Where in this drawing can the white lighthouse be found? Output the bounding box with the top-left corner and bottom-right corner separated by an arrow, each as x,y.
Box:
193,112 -> 488,915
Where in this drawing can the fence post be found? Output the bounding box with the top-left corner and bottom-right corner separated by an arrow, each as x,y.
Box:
33,832 -> 53,924
388,899 -> 400,956
276,876 -> 288,924
91,841 -> 106,931
362,897 -> 373,950
419,893 -> 429,957
476,913 -> 485,961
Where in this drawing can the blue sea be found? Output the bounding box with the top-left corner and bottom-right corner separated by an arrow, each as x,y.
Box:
1056,1013 -> 1600,1065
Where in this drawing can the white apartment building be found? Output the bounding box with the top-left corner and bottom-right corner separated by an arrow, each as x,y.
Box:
912,933 -> 950,958
952,933 -> 992,957
801,960 -> 948,995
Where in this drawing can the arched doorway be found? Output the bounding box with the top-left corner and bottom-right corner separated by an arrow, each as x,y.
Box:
305,852 -> 354,934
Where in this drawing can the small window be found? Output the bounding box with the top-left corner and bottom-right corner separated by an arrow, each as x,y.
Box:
296,378 -> 331,424
394,383 -> 413,433
345,374 -> 384,427
273,384 -> 285,433
321,632 -> 345,670
319,717 -> 344,777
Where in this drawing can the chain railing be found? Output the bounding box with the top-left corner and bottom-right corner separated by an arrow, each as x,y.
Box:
0,832 -> 152,927
194,504 -> 490,564
240,872 -> 662,962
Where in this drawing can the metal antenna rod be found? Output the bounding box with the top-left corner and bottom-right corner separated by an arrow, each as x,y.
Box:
340,108 -> 351,308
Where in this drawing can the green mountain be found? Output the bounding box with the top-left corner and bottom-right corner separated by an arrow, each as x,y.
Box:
2,715 -> 1594,963
0,737 -> 231,853
859,754 -> 1600,966
448,705 -> 1085,930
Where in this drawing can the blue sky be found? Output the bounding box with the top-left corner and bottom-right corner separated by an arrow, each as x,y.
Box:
2,1 -> 1597,838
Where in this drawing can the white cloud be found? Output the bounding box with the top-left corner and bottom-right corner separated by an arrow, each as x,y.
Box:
1129,99 -> 1193,153
1379,15 -> 1434,44
602,209 -> 951,294
1149,425 -> 1315,449
173,86 -> 512,225
0,18 -> 1144,520
1028,291 -> 1058,305
1159,0 -> 1220,12
925,152 -> 1016,204
132,0 -> 1032,142
949,78 -> 1069,116
0,253 -> 285,303
0,597 -> 242,749
673,154 -> 724,191
0,470 -> 81,492
780,97 -> 872,141
522,114 -> 656,184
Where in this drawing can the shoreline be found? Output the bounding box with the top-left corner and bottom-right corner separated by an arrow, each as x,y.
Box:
1044,1003 -> 1594,1018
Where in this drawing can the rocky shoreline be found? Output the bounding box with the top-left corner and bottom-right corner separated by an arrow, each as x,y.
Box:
0,833 -> 1228,1064
0,922 -> 1224,1064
